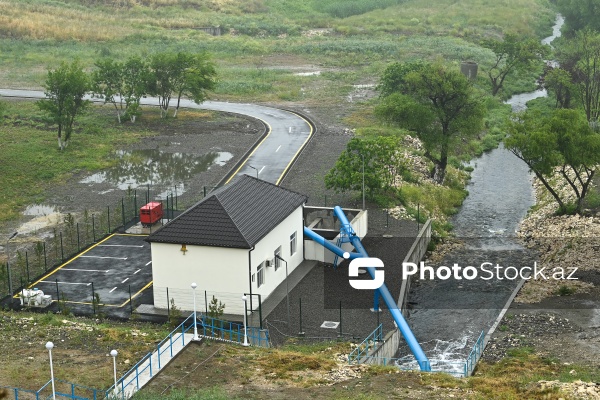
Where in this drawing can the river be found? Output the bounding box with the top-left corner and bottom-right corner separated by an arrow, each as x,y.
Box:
396,14 -> 564,374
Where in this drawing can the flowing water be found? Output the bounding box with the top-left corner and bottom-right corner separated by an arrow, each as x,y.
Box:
396,15 -> 564,374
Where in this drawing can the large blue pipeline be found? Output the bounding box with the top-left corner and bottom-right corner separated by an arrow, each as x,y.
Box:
303,206 -> 431,371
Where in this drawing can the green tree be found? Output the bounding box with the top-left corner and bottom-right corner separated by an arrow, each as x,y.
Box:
37,60 -> 91,150
325,136 -> 408,198
482,33 -> 548,96
150,52 -> 217,118
543,66 -> 574,109
92,58 -> 125,123
122,56 -> 151,123
376,62 -> 485,184
506,108 -> 600,214
173,52 -> 217,118
556,0 -> 600,33
557,30 -> 600,124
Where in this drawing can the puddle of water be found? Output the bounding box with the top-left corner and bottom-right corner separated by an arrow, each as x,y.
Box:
79,149 -> 233,191
23,204 -> 58,217
295,71 -> 321,76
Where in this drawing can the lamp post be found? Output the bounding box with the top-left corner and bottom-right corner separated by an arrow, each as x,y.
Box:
241,295 -> 249,346
110,349 -> 118,394
191,282 -> 199,340
274,254 -> 290,325
247,165 -> 259,179
46,341 -> 56,400
5,231 -> 17,297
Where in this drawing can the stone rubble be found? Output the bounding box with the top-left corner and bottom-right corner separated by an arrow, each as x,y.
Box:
516,173 -> 598,303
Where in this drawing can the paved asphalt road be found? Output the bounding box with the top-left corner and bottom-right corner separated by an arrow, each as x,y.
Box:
0,89 -> 313,185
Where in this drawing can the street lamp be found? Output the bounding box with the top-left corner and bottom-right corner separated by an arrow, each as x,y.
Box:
191,282 -> 199,340
46,341 -> 56,400
274,254 -> 290,326
110,349 -> 118,395
5,231 -> 17,298
247,165 -> 259,179
241,295 -> 249,346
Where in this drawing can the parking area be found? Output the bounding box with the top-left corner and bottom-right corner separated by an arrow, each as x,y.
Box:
27,234 -> 153,310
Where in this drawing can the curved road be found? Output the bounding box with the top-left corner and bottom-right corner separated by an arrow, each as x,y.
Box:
0,89 -> 313,186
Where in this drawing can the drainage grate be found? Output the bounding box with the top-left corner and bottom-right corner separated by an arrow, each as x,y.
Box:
320,321 -> 340,329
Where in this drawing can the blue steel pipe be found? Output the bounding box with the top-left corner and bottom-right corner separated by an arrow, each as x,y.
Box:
332,206 -> 430,371
302,227 -> 362,260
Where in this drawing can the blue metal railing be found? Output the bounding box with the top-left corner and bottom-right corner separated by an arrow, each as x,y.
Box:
348,324 -> 383,363
1,379 -> 102,400
105,313 -> 196,399
464,330 -> 485,377
200,315 -> 270,348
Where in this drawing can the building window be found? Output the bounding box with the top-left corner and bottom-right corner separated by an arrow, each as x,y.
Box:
257,262 -> 265,288
290,231 -> 297,256
274,246 -> 282,271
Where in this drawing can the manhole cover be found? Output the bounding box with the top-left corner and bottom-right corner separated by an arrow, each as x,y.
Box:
320,321 -> 340,329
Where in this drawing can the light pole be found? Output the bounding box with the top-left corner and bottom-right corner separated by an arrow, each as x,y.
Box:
241,295 -> 249,346
5,231 -> 17,298
191,282 -> 199,340
110,349 -> 118,395
274,254 -> 290,325
46,341 -> 56,400
247,165 -> 259,179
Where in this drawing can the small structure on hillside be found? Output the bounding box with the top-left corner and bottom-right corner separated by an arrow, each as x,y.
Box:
146,175 -> 307,315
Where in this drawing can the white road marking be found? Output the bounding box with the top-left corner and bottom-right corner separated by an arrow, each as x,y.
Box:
40,281 -> 91,286
62,268 -> 110,273
145,261 -> 152,266
289,127 -> 292,133
109,287 -> 117,293
133,269 -> 141,275
275,145 -> 281,152
81,256 -> 128,260
259,166 -> 265,174
98,244 -> 144,248
122,278 -> 129,284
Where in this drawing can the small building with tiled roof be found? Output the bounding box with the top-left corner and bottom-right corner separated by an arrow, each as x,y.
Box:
146,175 -> 307,315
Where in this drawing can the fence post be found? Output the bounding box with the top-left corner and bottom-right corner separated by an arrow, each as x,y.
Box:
60,232 -> 64,262
171,193 -> 174,219
166,196 -> 169,222
258,294 -> 263,330
92,282 -> 96,315
43,242 -> 47,271
338,301 -> 342,338
129,284 -> 133,315
107,206 -> 111,233
122,198 -> 126,228
77,223 -> 80,252
166,287 -> 170,318
92,214 -> 96,242
55,279 -> 60,304
204,291 -> 208,315
299,298 -> 304,336
25,251 -> 30,283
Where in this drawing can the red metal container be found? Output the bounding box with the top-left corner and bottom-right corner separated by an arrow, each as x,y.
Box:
140,202 -> 163,226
